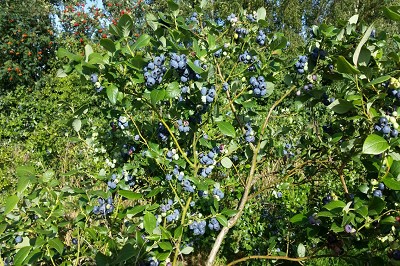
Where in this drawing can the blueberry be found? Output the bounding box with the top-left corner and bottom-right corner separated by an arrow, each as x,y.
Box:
379,117 -> 388,126
72,238 -> 78,245
391,129 -> 398,138
344,224 -> 353,233
378,183 -> 385,191
393,250 -> 400,260
373,189 -> 382,197
382,125 -> 391,135
15,236 -> 22,244
90,73 -> 98,83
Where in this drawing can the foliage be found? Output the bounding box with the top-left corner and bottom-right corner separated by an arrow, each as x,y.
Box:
0,0 -> 57,92
1,2 -> 400,266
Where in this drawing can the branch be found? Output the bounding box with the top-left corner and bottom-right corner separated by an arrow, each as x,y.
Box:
206,86 -> 297,266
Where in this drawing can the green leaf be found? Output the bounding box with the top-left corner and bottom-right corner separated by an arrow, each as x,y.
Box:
131,34 -> 151,50
358,183 -> 369,194
383,177 -> 400,190
216,215 -> 228,227
257,7 -> 267,21
180,246 -> 194,255
187,60 -> 204,74
331,222 -> 344,233
72,119 -> 81,133
106,84 -> 118,105
119,191 -> 142,200
221,157 -> 233,168
57,48 -> 82,62
158,242 -> 173,251
336,56 -> 360,74
174,226 -> 183,239
56,69 -> 67,78
48,238 -> 64,254
16,166 -> 35,193
150,89 -> 166,105
297,243 -> 306,258
368,196 -> 386,216
4,195 -> 19,215
328,99 -> 354,114
317,211 -> 336,217
95,252 -> 111,265
216,121 -> 236,138
208,34 -> 216,50
42,169 -> 55,183
290,214 -> 306,224
109,24 -> 122,37
118,14 -> 134,37
84,44 -> 93,63
390,160 -> 400,179
381,216 -> 396,224
356,205 -> 368,217
16,166 -> 35,179
365,76 -> 391,87
14,246 -> 31,266
114,243 -> 136,264
383,6 -> 400,21
100,39 -> 116,53
166,82 -> 180,98
144,212 -> 157,234
348,14 -> 359,24
353,24 -> 374,66
362,134 -> 389,155
323,200 -> 346,211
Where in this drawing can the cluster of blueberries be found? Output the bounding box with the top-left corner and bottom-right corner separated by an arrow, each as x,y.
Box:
166,165 -> 185,181
157,123 -> 169,142
310,47 -> 327,62
166,149 -> 177,161
189,12 -> 198,23
214,49 -> 223,58
189,220 -> 207,235
373,182 -> 385,198
249,76 -> 268,97
181,85 -> 189,95
143,55 -> 167,88
235,27 -> 249,38
308,213 -> 321,226
121,144 -> 136,161
246,13 -> 257,23
167,209 -> 180,222
200,86 -> 216,104
117,116 -> 128,129
295,55 -> 307,74
199,149 -> 218,177
215,17 -> 225,27
388,87 -> 400,101
374,117 -> 399,138
93,197 -> 114,216
245,123 -> 255,143
90,73 -> 103,92
213,187 -> 225,200
208,218 -> 221,231
182,179 -> 195,192
322,93 -> 335,106
283,143 -> 294,158
177,119 -> 190,133
160,199 -> 173,212
227,13 -> 238,24
170,53 -> 202,83
256,30 -> 267,46
238,50 -> 258,69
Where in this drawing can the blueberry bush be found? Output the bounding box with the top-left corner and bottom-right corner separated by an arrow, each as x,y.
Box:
1,2 -> 400,266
